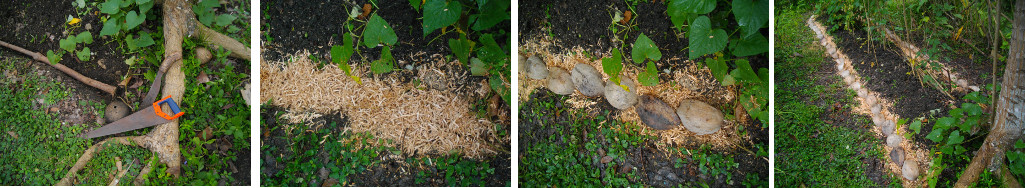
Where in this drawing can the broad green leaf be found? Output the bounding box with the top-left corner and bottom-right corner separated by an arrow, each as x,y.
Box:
134,33 -> 155,48
730,33 -> 768,56
469,58 -> 488,76
58,38 -> 76,52
489,75 -> 510,103
76,47 -> 91,61
706,57 -> 728,81
422,0 -> 462,36
333,34 -> 356,79
215,14 -> 237,27
100,17 -> 120,36
910,120 -> 922,134
136,0 -> 151,5
371,47 -> 394,74
123,10 -> 144,31
668,0 -> 715,14
925,129 -> 944,142
949,108 -> 964,119
139,0 -> 155,15
963,103 -> 983,116
126,34 -> 138,50
75,0 -> 85,8
364,14 -> 398,48
1016,139 -> 1025,149
631,33 -> 661,64
475,34 -> 505,63
935,117 -> 955,130
77,31 -> 93,44
602,50 -> 624,84
947,130 -> 964,145
471,0 -> 509,31
688,16 -> 727,60
667,9 -> 696,30
732,0 -> 769,38
100,0 -> 121,14
46,50 -> 60,64
637,61 -> 658,86
448,35 -> 475,64
731,59 -> 759,83
410,0 -> 422,11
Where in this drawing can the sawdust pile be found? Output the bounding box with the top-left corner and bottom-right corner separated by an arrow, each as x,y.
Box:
261,51 -> 497,159
519,38 -> 746,152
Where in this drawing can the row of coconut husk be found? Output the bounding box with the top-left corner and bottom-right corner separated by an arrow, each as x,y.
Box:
882,27 -> 980,93
518,52 -> 726,136
808,15 -> 929,186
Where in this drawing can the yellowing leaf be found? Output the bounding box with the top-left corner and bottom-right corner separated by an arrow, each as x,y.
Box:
68,18 -> 81,25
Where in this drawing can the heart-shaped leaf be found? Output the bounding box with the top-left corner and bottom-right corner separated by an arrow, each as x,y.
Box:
631,33 -> 661,64
732,0 -> 769,38
935,117 -> 955,130
688,16 -> 727,60
100,0 -> 121,14
422,0 -> 462,36
59,38 -> 76,52
77,31 -> 93,44
332,34 -> 356,79
46,50 -> 61,64
448,35 -> 475,64
947,130 -> 964,145
706,57 -> 728,82
363,14 -> 398,48
371,46 -> 394,74
910,120 -> 922,134
134,32 -> 155,48
637,61 -> 659,86
123,10 -> 144,31
925,129 -> 944,143
100,17 -> 120,36
668,0 -> 716,14
76,47 -> 91,61
731,59 -> 760,83
469,58 -> 488,76
602,49 -> 624,84
730,33 -> 768,56
471,0 -> 509,31
215,14 -> 237,27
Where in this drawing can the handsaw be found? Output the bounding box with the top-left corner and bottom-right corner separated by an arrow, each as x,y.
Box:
82,95 -> 184,139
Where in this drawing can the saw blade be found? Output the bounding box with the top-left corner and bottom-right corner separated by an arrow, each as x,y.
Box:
83,105 -> 171,139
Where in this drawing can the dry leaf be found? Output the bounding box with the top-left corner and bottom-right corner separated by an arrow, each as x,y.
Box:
197,71 -> 210,84
620,10 -> 632,25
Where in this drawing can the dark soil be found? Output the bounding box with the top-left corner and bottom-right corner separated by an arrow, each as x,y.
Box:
0,0 -> 131,95
519,89 -> 769,187
517,0 -> 769,72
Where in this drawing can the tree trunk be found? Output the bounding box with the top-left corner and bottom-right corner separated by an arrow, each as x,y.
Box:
955,0 -> 1025,187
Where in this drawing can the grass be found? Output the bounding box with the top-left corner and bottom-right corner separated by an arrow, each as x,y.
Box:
0,58 -> 92,185
774,6 -> 898,187
518,91 -> 648,187
260,107 -> 499,187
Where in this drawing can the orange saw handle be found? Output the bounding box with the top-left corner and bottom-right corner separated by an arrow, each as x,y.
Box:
154,95 -> 184,120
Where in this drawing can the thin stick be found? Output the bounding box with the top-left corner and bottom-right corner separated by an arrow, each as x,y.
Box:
0,40 -> 117,95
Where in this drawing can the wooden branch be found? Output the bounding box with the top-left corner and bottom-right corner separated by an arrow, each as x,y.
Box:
56,136 -> 138,186
0,40 -> 117,95
195,23 -> 250,61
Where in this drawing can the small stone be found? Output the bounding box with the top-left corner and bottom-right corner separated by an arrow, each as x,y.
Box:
105,101 -> 129,122
882,120 -> 895,136
844,75 -> 855,85
318,167 -> 329,180
956,79 -> 968,87
827,48 -> 836,56
890,147 -> 905,167
840,70 -> 850,78
636,95 -> 681,130
836,60 -> 844,71
903,160 -> 919,180
547,67 -> 575,95
85,23 -> 92,30
518,54 -> 528,73
871,104 -> 881,115
570,63 -> 604,97
887,133 -> 902,148
857,89 -> 868,98
527,55 -> 548,80
969,86 -> 980,92
604,77 -> 637,109
850,82 -> 861,91
677,99 -> 723,135
865,94 -> 876,107
872,116 -> 883,127
405,64 -> 414,70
